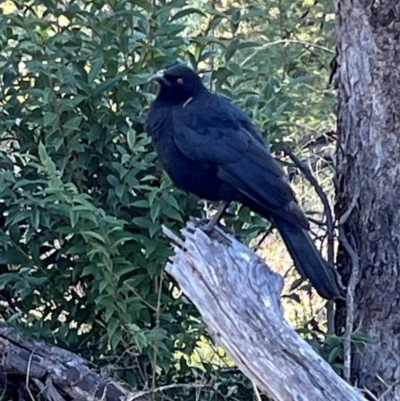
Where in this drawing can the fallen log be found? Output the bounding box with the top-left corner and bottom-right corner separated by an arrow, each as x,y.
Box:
0,324 -> 150,401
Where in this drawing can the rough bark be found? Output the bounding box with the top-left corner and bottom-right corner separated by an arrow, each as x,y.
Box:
0,324 -> 150,401
163,223 -> 365,401
335,1 -> 400,399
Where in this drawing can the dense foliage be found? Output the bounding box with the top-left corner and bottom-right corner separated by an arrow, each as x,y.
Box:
0,0 -> 337,398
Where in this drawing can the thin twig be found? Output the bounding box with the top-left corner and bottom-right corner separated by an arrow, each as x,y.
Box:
256,224 -> 275,248
284,148 -> 337,335
33,378 -> 47,397
326,301 -> 335,335
128,383 -> 209,401
26,348 -> 38,401
376,375 -> 399,400
241,39 -> 335,66
307,216 -> 326,227
338,188 -> 360,225
360,387 -> 379,401
0,376 -> 7,400
123,284 -> 158,312
339,226 -> 359,382
162,226 -> 186,248
208,0 -> 216,92
33,378 -> 66,401
252,381 -> 262,401
151,272 -> 165,399
285,148 -> 335,260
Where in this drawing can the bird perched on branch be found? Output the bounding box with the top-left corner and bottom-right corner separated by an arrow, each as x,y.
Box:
145,64 -> 344,300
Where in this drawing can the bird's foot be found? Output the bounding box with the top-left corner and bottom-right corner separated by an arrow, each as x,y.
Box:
196,218 -> 214,232
192,218 -> 233,246
195,218 -> 233,233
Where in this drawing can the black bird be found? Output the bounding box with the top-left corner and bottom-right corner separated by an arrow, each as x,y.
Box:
145,64 -> 344,300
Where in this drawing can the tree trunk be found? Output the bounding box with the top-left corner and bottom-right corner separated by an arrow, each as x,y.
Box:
335,1 -> 400,399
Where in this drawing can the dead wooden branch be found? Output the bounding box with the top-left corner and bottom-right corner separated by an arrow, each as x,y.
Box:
163,222 -> 365,401
0,325 -> 150,401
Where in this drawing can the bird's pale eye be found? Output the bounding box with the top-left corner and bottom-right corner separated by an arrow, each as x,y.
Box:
177,78 -> 183,84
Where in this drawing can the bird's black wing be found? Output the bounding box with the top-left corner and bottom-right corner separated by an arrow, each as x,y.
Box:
172,94 -> 296,213
171,94 -> 343,299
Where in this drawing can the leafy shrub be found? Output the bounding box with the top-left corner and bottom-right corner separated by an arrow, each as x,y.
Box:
0,0 -> 336,398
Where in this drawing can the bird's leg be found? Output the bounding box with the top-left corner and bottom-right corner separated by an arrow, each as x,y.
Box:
202,201 -> 230,232
194,201 -> 232,246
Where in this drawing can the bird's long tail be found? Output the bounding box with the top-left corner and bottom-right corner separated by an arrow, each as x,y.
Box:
272,216 -> 344,300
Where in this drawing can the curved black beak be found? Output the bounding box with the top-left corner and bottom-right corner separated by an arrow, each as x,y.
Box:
149,70 -> 171,86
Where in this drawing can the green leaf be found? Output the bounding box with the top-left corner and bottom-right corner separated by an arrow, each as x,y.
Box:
171,8 -> 206,20
131,0 -> 152,11
38,142 -> 57,176
81,231 -> 106,243
163,194 -> 179,209
156,24 -> 186,36
225,38 -> 240,62
43,112 -> 57,127
107,318 -> 119,340
162,206 -> 182,222
130,325 -> 147,353
132,216 -> 151,228
327,346 -> 341,363
63,116 -> 82,131
99,279 -> 109,294
288,75 -> 314,87
69,210 -> 78,228
111,328 -> 122,350
115,265 -> 138,277
127,128 -> 137,150
93,77 -> 120,95
150,202 -> 161,222
88,56 -> 104,83
131,200 -> 149,208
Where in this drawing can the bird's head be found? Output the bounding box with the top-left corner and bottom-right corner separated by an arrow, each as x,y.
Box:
150,65 -> 207,104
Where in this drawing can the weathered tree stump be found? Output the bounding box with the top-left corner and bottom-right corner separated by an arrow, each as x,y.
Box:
163,222 -> 365,401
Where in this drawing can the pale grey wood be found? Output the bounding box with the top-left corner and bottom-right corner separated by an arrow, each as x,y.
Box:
163,223 -> 365,401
